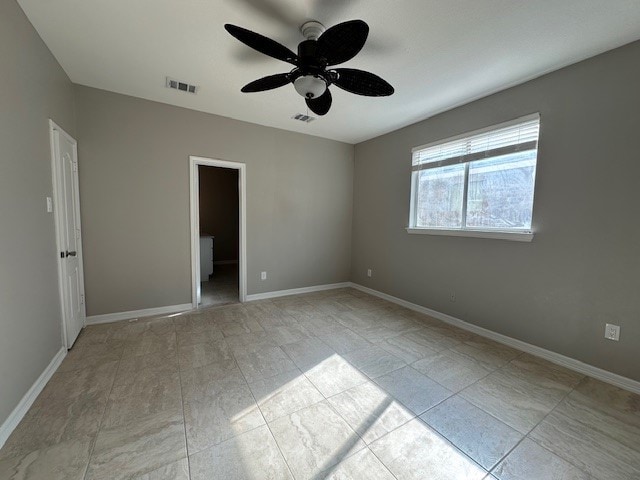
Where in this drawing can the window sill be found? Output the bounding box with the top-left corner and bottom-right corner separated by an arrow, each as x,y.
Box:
406,228 -> 534,242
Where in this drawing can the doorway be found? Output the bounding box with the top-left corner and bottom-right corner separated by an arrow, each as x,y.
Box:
189,156 -> 246,308
49,120 -> 86,348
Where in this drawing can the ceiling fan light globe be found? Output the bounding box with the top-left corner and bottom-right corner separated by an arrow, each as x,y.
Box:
294,75 -> 327,99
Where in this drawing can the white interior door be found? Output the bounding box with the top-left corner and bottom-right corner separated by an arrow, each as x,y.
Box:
51,121 -> 86,348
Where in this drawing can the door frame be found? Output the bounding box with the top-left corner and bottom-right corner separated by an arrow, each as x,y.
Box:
49,119 -> 86,349
189,156 -> 247,307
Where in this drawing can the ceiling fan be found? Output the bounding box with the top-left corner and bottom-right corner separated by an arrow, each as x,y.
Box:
224,20 -> 394,116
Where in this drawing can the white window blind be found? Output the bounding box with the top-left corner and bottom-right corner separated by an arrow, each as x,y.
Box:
408,114 -> 541,238
412,114 -> 540,171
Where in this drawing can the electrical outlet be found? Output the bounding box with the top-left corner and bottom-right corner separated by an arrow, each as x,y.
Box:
46,196 -> 53,213
449,292 -> 456,302
261,271 -> 267,281
367,269 -> 372,278
605,323 -> 620,341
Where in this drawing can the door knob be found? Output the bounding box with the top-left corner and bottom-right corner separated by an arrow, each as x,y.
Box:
65,251 -> 77,257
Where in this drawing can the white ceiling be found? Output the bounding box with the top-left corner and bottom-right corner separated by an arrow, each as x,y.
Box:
18,0 -> 640,144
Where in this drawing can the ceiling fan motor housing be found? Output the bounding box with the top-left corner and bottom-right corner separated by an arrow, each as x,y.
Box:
297,40 -> 327,71
294,39 -> 329,98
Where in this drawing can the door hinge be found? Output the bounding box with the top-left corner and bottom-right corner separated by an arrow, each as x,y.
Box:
72,162 -> 78,172
80,294 -> 85,305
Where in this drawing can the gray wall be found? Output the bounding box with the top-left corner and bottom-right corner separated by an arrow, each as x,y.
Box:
0,1 -> 76,426
74,85 -> 354,316
199,166 -> 239,262
352,40 -> 640,381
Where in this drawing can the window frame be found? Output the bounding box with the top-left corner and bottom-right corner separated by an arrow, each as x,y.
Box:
407,113 -> 540,242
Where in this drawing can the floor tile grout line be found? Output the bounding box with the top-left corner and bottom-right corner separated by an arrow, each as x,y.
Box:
276,296 -> 506,474
440,340 -> 526,373
364,446 -> 401,480
318,384 -> 403,480
243,337 -> 414,427
354,402 -> 489,478
409,356 -> 495,392
485,376 -> 585,476
303,397 -> 369,478
273,337 -> 384,478
81,333 -> 127,480
296,343 -> 468,475
443,348 -> 569,437
517,379 -> 594,478
175,329 -> 195,480
305,311 -> 535,475
416,414 -> 491,475
419,389 -> 523,468
315,399 -> 398,479
281,312 -> 467,443
523,377 -> 582,436
228,339 -> 298,480
250,372 -> 323,423
485,434 -> 530,477
361,360 -> 518,474
260,305 -> 401,477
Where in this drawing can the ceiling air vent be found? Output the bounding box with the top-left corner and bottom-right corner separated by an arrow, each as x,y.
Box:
166,77 -> 198,94
292,113 -> 316,123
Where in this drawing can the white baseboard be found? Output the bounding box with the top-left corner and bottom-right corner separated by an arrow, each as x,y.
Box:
214,260 -> 238,265
246,282 -> 351,302
86,303 -> 193,325
349,283 -> 640,395
0,347 -> 66,449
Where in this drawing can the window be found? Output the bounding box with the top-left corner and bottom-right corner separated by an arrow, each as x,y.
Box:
408,114 -> 540,241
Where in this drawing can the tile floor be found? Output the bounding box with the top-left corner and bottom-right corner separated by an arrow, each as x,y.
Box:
200,263 -> 238,307
0,288 -> 638,479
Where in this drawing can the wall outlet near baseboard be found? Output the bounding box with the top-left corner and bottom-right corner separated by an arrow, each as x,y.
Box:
450,292 -> 456,302
605,323 -> 620,341
367,269 -> 372,278
261,271 -> 267,281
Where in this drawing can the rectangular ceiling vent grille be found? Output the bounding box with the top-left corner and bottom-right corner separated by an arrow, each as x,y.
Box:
166,77 -> 198,94
292,113 -> 316,123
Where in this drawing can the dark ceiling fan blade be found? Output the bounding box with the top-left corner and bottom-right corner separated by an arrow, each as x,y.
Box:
241,73 -> 292,92
332,68 -> 394,96
317,20 -> 369,66
224,24 -> 298,65
306,89 -> 332,116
